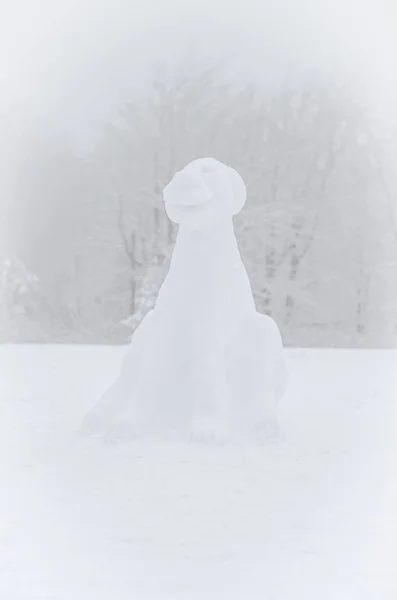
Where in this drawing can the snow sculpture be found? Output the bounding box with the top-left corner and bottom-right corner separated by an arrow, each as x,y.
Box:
83,158 -> 287,442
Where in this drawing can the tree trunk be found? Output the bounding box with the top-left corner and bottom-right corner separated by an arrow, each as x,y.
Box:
285,252 -> 299,321
130,231 -> 136,314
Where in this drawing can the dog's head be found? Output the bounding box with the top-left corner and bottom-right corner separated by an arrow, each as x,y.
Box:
163,158 -> 246,231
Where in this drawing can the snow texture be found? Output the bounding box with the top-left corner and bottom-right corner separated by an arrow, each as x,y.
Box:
83,158 -> 287,442
1,345 -> 396,599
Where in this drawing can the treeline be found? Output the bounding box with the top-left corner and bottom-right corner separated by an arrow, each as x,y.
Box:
1,60 -> 396,346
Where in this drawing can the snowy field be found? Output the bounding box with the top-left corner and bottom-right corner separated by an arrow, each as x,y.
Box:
1,345 -> 396,600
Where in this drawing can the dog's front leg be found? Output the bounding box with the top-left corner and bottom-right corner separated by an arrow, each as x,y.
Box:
189,329 -> 229,444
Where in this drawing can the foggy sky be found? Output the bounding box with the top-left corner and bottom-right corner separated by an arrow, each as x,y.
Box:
1,0 -> 396,152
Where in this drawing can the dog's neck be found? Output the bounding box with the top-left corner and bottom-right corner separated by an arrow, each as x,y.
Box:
155,216 -> 255,319
175,219 -> 237,252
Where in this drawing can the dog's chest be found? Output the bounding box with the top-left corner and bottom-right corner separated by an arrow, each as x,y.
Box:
155,231 -> 254,322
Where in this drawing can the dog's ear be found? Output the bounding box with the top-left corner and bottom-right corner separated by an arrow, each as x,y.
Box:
195,158 -> 246,216
228,167 -> 246,216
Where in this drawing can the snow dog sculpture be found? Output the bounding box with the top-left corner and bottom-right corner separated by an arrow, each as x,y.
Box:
83,158 -> 287,442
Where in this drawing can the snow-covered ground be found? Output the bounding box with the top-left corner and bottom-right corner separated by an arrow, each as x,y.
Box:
1,345 -> 396,600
